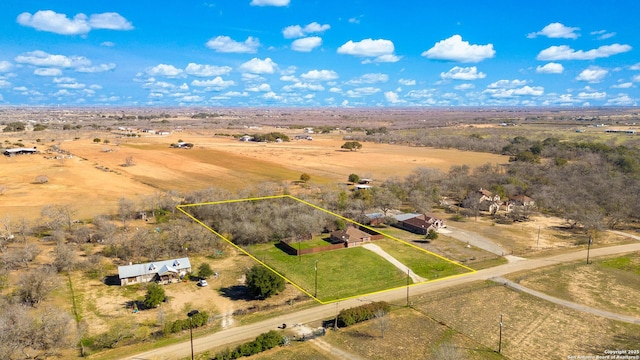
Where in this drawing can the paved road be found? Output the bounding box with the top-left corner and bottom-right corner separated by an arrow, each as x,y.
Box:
123,242 -> 640,360
490,277 -> 640,325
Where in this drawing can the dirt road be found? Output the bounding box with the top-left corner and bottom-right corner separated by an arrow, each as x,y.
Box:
122,242 -> 640,360
490,277 -> 640,325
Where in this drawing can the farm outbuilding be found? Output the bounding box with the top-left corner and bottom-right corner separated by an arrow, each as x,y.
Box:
3,147 -> 38,156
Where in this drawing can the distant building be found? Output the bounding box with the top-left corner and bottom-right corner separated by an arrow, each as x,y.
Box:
3,147 -> 38,156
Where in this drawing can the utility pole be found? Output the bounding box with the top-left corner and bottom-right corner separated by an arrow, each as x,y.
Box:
498,314 -> 503,354
334,302 -> 339,329
314,259 -> 318,298
188,310 -> 199,360
586,235 -> 592,264
406,268 -> 410,307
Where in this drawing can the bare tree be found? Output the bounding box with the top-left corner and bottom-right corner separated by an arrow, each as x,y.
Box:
17,266 -> 58,307
41,204 -> 76,232
123,155 -> 136,167
118,197 -> 136,230
374,308 -> 389,338
0,303 -> 72,359
52,243 -> 76,273
371,188 -> 401,216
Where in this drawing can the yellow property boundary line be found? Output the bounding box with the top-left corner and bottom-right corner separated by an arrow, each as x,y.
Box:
177,194 -> 477,304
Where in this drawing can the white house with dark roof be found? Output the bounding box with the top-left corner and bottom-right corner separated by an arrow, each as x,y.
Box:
118,257 -> 191,286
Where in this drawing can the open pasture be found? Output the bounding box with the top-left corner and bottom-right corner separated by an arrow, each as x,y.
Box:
0,129 -> 508,221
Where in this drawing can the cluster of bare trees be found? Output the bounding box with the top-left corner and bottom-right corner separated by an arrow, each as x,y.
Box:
188,196 -> 332,246
345,130 -> 640,231
0,301 -> 73,359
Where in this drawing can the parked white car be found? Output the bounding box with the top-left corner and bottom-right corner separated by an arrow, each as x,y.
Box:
197,279 -> 208,287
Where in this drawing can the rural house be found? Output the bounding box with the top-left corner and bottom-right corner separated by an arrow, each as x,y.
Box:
393,213 -> 446,235
509,194 -> 535,208
330,226 -> 372,247
118,257 -> 191,286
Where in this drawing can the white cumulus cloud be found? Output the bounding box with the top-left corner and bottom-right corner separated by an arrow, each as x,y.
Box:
291,37 -> 322,52
185,63 -> 232,77
34,68 -> 62,76
577,91 -> 606,99
398,78 -> 416,86
246,83 -> 272,92
485,86 -> 544,98
591,30 -> 616,40
347,73 -> 389,85
206,36 -> 260,53
611,82 -> 633,89
422,35 -> 495,63
488,79 -> 528,88
536,62 -> 564,74
345,87 -> 380,97
77,63 -> 116,73
527,22 -> 579,39
537,44 -> 631,61
300,69 -> 338,81
15,50 -> 91,68
17,10 -> 133,35
384,91 -> 404,104
146,64 -> 183,77
239,58 -> 277,74
88,13 -> 134,31
250,0 -> 290,6
440,66 -> 486,80
191,77 -> 235,90
337,38 -> 397,63
576,66 -> 608,83
0,61 -> 13,72
283,22 -> 330,38
454,83 -> 475,90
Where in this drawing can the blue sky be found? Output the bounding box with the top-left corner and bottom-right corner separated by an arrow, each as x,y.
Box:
0,0 -> 639,107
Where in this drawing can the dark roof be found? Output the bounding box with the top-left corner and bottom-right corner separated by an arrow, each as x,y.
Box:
331,227 -> 371,241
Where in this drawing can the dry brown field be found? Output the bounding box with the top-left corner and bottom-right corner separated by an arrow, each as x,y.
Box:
0,129 -> 507,221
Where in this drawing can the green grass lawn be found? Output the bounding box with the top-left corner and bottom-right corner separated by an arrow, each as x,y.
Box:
248,244 -> 409,302
290,235 -> 334,250
247,237 -> 472,302
372,238 -> 472,280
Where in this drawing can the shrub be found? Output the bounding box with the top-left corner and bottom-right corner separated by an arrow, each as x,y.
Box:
143,283 -> 165,309
213,330 -> 283,360
163,311 -> 209,334
245,265 -> 285,299
337,301 -> 391,327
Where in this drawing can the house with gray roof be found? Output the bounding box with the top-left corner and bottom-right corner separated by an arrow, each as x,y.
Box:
118,257 -> 191,286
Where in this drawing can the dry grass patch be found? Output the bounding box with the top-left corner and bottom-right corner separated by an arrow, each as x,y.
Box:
324,307 -> 502,360
509,254 -> 640,317
413,281 -> 640,360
